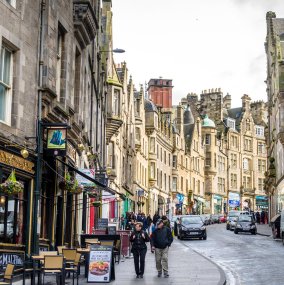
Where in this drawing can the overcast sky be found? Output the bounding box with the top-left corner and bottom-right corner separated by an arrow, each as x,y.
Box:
112,0 -> 284,108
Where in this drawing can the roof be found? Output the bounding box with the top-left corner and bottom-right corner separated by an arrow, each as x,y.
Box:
144,99 -> 158,113
184,106 -> 195,126
227,107 -> 243,130
202,115 -> 216,128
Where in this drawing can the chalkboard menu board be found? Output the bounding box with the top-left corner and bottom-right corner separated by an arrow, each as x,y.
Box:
97,218 -> 108,230
107,226 -> 116,235
88,245 -> 114,283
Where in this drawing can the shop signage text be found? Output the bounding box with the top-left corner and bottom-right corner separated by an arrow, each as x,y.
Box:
0,150 -> 34,174
0,252 -> 24,267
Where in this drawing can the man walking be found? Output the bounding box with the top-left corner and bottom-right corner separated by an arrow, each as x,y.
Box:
151,219 -> 173,278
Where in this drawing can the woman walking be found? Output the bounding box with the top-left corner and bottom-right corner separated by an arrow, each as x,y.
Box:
129,222 -> 150,278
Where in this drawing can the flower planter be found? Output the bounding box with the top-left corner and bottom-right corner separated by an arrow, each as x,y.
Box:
92,201 -> 101,207
0,170 -> 24,196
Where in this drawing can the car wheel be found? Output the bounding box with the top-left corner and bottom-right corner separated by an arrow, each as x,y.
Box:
203,235 -> 207,240
234,229 -> 238,234
226,224 -> 230,230
251,230 -> 256,235
199,237 -> 202,240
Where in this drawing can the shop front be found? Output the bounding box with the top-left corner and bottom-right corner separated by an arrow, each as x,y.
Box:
0,148 -> 35,266
193,196 -> 205,215
213,195 -> 223,214
228,192 -> 241,211
255,195 -> 269,211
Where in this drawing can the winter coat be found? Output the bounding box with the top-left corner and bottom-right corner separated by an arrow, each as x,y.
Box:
151,226 -> 173,249
130,230 -> 150,251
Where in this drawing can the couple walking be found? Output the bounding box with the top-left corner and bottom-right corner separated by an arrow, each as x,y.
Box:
129,219 -> 173,278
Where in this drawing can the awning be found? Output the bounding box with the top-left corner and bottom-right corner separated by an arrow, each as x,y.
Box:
194,196 -> 205,203
55,158 -> 116,195
271,214 -> 281,223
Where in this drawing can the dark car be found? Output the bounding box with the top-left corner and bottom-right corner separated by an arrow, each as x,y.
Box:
234,215 -> 257,235
211,214 -> 220,224
177,216 -> 207,240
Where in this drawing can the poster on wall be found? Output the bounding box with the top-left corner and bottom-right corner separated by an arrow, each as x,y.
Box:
88,245 -> 113,283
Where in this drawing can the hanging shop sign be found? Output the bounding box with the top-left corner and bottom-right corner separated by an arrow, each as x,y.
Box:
44,123 -> 70,156
176,193 -> 184,204
76,169 -> 96,187
256,196 -> 269,207
228,192 -> 240,207
0,150 -> 34,174
87,245 -> 114,283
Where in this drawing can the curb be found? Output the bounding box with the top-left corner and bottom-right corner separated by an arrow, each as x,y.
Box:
179,240 -> 226,285
257,232 -> 271,237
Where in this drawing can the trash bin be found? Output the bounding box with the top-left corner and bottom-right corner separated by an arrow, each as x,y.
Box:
270,214 -> 281,239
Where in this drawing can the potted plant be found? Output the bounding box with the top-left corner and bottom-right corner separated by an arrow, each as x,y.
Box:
0,170 -> 24,196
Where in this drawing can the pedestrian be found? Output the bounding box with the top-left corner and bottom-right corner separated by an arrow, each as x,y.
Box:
256,211 -> 260,224
146,214 -> 153,232
161,215 -> 170,228
261,210 -> 265,224
120,214 -> 125,230
129,222 -> 150,278
151,219 -> 173,278
153,211 -> 160,225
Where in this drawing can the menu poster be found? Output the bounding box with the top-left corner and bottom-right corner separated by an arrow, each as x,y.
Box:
97,218 -> 108,230
107,226 -> 116,235
88,245 -> 113,283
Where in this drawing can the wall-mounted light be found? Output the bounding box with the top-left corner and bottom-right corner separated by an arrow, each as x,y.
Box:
78,143 -> 85,152
20,148 -> 29,159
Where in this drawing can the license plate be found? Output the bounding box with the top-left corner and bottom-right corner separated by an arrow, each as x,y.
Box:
189,232 -> 199,235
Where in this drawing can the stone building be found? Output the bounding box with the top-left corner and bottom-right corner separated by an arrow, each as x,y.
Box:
0,0 -> 110,258
184,90 -> 268,214
265,11 -> 284,219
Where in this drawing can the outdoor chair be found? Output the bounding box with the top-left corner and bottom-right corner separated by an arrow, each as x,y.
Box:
39,250 -> 58,264
41,255 -> 64,285
0,264 -> 15,285
57,246 -> 66,254
65,253 -> 81,285
62,249 -> 77,263
113,240 -> 121,264
85,238 -> 99,247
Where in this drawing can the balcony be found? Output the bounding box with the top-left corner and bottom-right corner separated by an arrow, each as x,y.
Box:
73,1 -> 99,49
240,187 -> 255,196
106,113 -> 123,143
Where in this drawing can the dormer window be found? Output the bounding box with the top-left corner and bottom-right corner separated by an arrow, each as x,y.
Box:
226,118 -> 235,130
255,126 -> 264,137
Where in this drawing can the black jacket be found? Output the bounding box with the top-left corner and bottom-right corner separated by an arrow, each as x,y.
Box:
151,226 -> 173,249
130,230 -> 150,251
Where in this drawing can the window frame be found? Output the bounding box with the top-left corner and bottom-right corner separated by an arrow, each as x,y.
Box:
0,45 -> 13,125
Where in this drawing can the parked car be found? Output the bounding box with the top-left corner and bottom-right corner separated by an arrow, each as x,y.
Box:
219,215 -> 227,223
226,211 -> 249,230
234,215 -> 257,235
177,215 -> 207,240
211,214 -> 220,224
200,215 -> 211,226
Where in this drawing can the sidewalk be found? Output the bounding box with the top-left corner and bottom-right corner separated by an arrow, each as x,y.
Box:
15,240 -> 226,285
257,224 -> 272,237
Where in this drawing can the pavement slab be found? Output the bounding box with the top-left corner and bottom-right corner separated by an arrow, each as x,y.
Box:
14,238 -> 226,285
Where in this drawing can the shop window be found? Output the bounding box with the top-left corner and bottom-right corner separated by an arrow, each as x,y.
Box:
0,182 -> 27,244
0,45 -> 12,125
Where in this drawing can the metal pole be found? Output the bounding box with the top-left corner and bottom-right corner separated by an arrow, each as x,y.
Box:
32,0 -> 45,255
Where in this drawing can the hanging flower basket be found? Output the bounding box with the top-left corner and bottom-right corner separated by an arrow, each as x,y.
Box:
61,173 -> 83,194
0,170 -> 24,196
92,201 -> 102,207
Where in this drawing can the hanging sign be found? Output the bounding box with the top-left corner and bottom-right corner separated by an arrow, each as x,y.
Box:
97,218 -> 109,230
87,245 -> 113,283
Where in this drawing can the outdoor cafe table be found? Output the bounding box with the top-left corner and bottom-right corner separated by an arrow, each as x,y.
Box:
31,255 -> 66,285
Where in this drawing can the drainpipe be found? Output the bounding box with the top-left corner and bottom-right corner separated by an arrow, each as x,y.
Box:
32,0 -> 45,255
